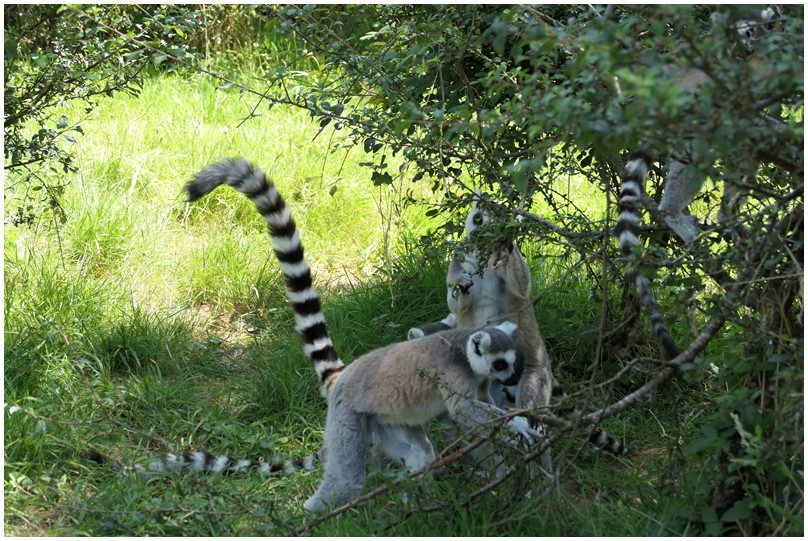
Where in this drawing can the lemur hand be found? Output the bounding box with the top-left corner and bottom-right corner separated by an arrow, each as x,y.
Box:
506,416 -> 544,447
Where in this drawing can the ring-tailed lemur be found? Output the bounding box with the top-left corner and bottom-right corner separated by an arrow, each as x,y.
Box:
611,7 -> 784,359
409,195 -> 548,411
301,321 -> 529,512
409,193 -> 628,456
618,6 -> 782,246
185,158 -> 539,512
615,153 -> 681,360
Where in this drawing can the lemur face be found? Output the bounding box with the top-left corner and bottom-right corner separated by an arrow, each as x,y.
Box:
466,322 -> 521,384
465,192 -> 491,239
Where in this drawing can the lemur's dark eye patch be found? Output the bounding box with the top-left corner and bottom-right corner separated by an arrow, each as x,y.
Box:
492,359 -> 508,371
472,212 -> 483,225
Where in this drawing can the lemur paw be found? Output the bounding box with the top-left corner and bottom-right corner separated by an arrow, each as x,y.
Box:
407,328 -> 425,340
506,416 -> 544,447
490,244 -> 511,269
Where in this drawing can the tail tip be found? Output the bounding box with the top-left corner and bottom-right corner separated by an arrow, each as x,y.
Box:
82,450 -> 107,464
184,180 -> 206,203
628,150 -> 652,166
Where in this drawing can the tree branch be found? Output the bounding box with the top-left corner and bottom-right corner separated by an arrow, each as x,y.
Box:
295,434 -> 490,535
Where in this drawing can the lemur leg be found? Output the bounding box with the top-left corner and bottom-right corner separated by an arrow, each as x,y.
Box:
717,115 -> 788,231
304,398 -> 369,512
442,393 -> 509,478
486,244 -> 523,408
660,144 -> 755,244
371,421 -> 436,472
658,155 -> 704,244
446,255 -> 478,321
407,313 -> 456,340
514,350 -> 555,476
717,158 -> 756,240
495,244 -> 556,474
445,394 -> 545,478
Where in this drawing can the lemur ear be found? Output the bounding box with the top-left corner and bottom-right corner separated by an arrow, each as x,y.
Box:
471,190 -> 483,211
469,331 -> 491,356
467,331 -> 493,375
495,321 -> 518,337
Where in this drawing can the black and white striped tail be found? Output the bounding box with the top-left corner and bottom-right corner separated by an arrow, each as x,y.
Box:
614,152 -> 680,360
85,449 -> 317,479
588,427 -> 627,456
186,158 -> 345,397
551,385 -> 628,455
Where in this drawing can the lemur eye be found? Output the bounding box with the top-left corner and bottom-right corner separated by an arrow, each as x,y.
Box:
492,359 -> 508,372
472,212 -> 483,226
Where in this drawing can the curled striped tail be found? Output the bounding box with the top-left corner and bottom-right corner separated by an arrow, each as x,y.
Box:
614,152 -> 680,360
186,158 -> 345,396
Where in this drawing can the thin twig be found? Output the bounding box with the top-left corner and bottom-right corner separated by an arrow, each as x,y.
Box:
582,316 -> 726,423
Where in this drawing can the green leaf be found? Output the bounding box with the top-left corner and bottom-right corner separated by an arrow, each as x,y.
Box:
34,54 -> 50,67
364,137 -> 383,153
684,425 -> 719,456
722,500 -> 753,522
371,171 -> 393,186
700,506 -> 719,525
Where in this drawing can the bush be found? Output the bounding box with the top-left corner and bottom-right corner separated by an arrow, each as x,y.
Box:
4,4 -> 202,225
255,5 -> 803,534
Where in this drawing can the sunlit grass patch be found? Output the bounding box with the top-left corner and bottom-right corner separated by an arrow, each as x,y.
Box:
3,66 -> 732,536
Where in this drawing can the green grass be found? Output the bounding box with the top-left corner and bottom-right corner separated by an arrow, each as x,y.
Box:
5,70 -> 735,535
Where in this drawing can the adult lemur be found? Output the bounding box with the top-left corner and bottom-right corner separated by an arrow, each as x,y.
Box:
185,158 -> 538,512
612,6 -> 783,360
409,194 -> 552,413
408,7 -> 785,459
409,193 -> 627,456
619,6 -> 780,245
